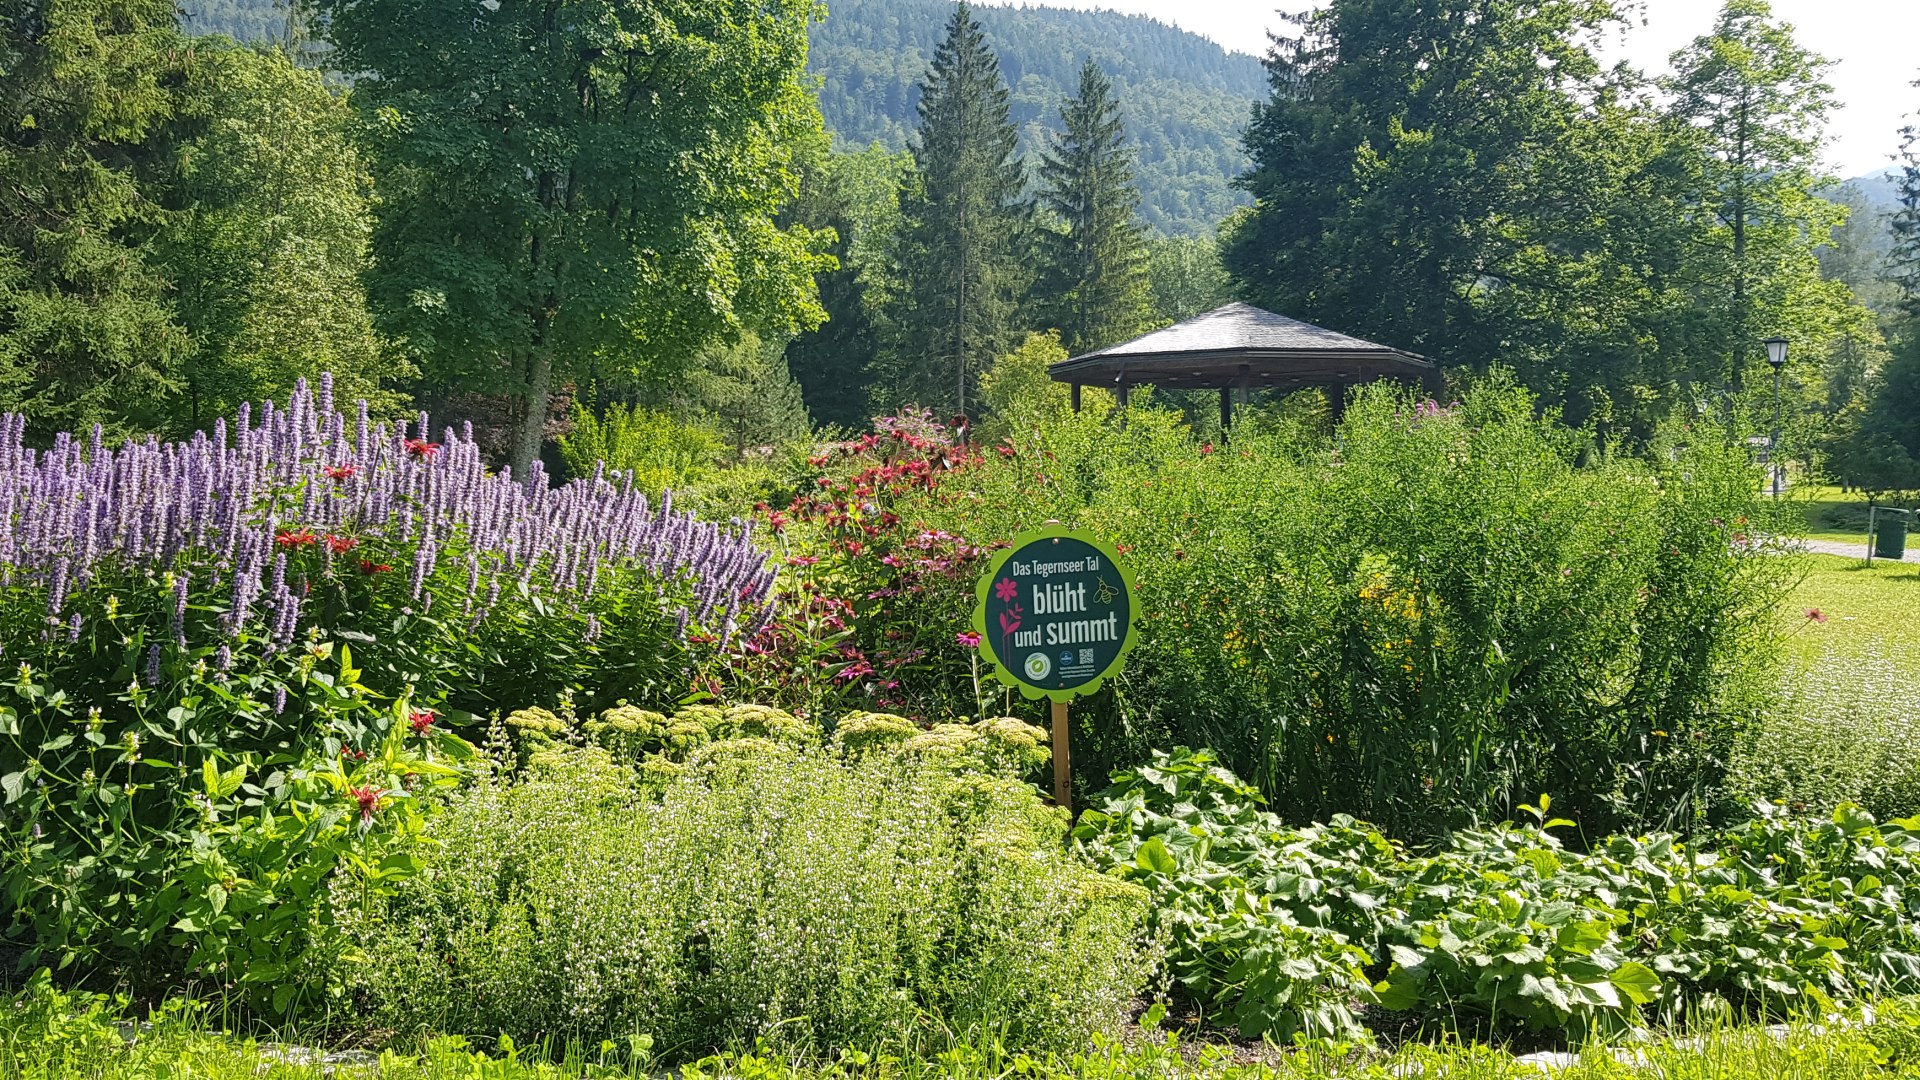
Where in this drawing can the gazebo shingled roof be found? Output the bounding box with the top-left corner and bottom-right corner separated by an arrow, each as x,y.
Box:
1049,302 -> 1442,422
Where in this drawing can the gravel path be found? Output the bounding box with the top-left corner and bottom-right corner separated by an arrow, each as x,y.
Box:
1798,537 -> 1919,563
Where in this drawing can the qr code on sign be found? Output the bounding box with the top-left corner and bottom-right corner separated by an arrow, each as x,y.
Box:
1078,649 -> 1095,666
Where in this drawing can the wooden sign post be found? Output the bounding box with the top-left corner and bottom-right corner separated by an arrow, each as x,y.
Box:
971,525 -> 1139,814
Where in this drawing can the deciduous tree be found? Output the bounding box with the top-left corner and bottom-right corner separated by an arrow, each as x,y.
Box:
312,0 -> 832,476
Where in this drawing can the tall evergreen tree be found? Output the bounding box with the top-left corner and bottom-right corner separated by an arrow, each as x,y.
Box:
0,0 -> 190,437
1036,59 -> 1151,355
884,1 -> 1030,417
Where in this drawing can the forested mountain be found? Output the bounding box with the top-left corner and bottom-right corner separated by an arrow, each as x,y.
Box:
813,0 -> 1263,235
179,0 -> 1266,237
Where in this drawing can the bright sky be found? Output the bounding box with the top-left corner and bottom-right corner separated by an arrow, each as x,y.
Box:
978,0 -> 1920,179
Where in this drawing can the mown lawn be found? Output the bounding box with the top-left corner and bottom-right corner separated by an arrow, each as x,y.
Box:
1791,483 -> 1917,550
10,1001 -> 1920,1080
1785,554 -> 1920,674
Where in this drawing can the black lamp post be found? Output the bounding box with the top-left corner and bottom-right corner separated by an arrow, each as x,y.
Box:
1764,337 -> 1789,499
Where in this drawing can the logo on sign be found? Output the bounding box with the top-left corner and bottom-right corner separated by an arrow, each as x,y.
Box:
1024,652 -> 1053,680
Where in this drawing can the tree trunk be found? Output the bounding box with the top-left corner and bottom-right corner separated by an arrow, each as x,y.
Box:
512,349 -> 554,484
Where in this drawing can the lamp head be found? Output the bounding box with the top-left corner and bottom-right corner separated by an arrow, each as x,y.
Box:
1763,337 -> 1789,369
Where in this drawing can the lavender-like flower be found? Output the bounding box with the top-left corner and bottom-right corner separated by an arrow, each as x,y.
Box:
0,378 -> 774,657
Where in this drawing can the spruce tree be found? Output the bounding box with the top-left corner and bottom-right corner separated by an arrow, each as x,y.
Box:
1037,59 -> 1151,355
884,1 -> 1030,417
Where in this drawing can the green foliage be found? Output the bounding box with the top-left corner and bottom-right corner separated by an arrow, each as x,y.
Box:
557,404 -> 725,497
782,144 -> 910,429
315,0 -> 833,475
1144,233 -> 1234,328
1035,61 -> 1152,355
341,742 -> 1154,1055
1224,0 -> 1872,443
154,41 -> 402,429
881,2 -> 1032,417
1079,749 -> 1920,1044
793,379 -> 1790,835
0,0 -> 189,437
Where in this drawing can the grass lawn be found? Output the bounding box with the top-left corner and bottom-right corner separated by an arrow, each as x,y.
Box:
1784,553 -> 1920,673
1789,483 -> 1919,549
10,996 -> 1920,1080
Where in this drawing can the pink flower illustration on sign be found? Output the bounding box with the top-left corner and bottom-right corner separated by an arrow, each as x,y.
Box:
998,602 -> 1024,637
994,577 -> 1019,602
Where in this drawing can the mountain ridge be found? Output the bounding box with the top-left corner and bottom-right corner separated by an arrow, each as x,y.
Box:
179,0 -> 1267,237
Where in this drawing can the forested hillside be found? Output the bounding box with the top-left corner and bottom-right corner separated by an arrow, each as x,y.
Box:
180,0 -> 1265,236
813,0 -> 1262,234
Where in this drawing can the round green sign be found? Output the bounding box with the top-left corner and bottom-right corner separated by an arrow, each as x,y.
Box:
972,525 -> 1140,701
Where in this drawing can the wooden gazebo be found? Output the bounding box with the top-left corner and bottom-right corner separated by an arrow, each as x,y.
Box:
1050,302 -> 1443,428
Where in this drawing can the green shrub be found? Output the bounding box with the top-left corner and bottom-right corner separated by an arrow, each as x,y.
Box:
779,378 -> 1789,836
1078,749 -> 1920,1044
1730,643 -> 1920,821
342,744 -> 1154,1055
557,403 -> 725,494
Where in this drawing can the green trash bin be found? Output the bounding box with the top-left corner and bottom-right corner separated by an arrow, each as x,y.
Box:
1875,511 -> 1909,561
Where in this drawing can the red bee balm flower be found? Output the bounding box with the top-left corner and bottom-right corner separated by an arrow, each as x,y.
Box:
275,529 -> 317,549
408,708 -> 437,735
325,534 -> 358,554
404,439 -> 441,458
350,784 -> 384,823
357,558 -> 392,575
321,465 -> 359,482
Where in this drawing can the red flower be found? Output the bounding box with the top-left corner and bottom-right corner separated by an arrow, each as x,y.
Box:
1805,608 -> 1828,624
275,529 -> 317,549
995,444 -> 1015,458
844,540 -> 864,556
1200,443 -> 1215,456
404,438 -> 441,458
350,784 -> 384,823
357,558 -> 392,575
321,465 -> 359,482
993,577 -> 1019,603
786,555 -> 819,567
325,534 -> 358,555
956,630 -> 982,648
408,708 -> 437,735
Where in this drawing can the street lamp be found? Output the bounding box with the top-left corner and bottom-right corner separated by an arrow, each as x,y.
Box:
1764,337 -> 1789,499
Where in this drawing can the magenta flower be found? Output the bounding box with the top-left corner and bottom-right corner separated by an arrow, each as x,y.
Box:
994,577 -> 1019,602
957,631 -> 981,648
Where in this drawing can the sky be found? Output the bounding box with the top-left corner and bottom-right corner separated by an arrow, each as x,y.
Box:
977,0 -> 1920,180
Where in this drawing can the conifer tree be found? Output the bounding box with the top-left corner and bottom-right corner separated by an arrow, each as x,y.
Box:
1036,59 -> 1151,355
884,1 -> 1030,417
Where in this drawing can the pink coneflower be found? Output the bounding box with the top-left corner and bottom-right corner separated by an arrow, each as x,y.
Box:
1805,608 -> 1827,624
956,630 -> 981,648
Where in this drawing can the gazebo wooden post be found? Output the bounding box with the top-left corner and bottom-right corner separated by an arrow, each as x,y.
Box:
1070,382 -> 1082,413
1115,377 -> 1130,410
1218,386 -> 1233,438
